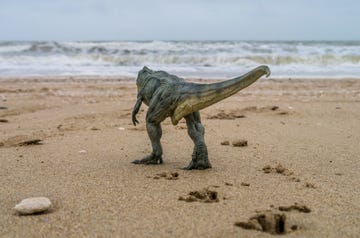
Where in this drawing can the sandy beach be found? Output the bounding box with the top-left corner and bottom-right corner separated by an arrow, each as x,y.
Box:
0,77 -> 359,237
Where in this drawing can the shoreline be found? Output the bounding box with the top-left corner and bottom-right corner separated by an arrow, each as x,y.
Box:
0,75 -> 360,85
1,75 -> 360,82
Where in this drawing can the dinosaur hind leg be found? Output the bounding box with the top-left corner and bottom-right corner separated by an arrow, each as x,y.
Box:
132,120 -> 163,165
132,92 -> 172,165
183,112 -> 212,170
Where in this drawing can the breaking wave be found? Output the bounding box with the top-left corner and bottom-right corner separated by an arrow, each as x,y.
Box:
1,41 -> 360,78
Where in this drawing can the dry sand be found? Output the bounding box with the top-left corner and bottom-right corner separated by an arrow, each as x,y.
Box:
0,77 -> 359,237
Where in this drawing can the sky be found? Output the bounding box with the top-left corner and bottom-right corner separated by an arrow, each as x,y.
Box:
0,0 -> 359,41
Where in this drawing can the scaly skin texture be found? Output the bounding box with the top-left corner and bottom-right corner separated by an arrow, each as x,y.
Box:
132,65 -> 270,170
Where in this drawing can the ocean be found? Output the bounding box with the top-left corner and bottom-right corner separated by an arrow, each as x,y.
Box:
0,41 -> 359,79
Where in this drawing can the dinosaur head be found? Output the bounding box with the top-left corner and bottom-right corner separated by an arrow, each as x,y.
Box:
136,66 -> 154,89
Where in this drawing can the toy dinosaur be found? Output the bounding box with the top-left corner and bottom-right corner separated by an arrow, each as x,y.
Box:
132,65 -> 270,170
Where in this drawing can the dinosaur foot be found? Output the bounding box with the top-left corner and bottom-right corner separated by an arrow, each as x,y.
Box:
182,160 -> 212,170
132,154 -> 163,165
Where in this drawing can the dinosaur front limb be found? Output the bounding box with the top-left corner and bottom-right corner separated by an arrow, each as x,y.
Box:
132,98 -> 142,126
183,112 -> 211,170
132,121 -> 163,165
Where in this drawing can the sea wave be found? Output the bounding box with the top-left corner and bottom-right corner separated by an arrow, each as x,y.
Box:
0,41 -> 360,78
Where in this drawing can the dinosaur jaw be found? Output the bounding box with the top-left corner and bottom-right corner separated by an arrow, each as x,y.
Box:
171,65 -> 270,125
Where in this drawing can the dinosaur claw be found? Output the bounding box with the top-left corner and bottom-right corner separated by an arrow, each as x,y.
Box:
132,154 -> 163,165
182,160 -> 212,170
132,117 -> 139,126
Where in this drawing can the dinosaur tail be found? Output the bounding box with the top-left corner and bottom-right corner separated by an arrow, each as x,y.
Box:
171,65 -> 270,125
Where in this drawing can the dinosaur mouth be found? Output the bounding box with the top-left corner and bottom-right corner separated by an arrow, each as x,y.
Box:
171,65 -> 271,125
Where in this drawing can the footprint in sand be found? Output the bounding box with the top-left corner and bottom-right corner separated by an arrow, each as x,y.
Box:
178,188 -> 219,203
220,139 -> 248,147
208,106 -> 290,120
149,172 -> 179,180
0,135 -> 43,147
262,164 -> 294,176
207,111 -> 246,120
262,164 -> 308,183
278,203 -> 311,213
235,211 -> 296,235
235,203 -> 311,234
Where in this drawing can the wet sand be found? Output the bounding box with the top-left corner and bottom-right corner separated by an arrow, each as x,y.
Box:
0,77 -> 359,237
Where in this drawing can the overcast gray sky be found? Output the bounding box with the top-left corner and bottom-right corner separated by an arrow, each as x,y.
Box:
0,0 -> 359,41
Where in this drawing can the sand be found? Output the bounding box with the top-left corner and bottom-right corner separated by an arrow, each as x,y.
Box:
0,77 -> 359,237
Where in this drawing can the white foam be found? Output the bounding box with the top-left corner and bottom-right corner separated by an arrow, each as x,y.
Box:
0,41 -> 360,78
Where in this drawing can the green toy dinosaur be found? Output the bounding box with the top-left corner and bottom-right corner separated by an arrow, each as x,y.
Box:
132,65 -> 270,170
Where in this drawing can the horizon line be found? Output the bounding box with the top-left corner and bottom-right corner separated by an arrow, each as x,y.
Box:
1,39 -> 360,42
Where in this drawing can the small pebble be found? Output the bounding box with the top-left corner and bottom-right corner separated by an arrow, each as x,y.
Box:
14,197 -> 52,215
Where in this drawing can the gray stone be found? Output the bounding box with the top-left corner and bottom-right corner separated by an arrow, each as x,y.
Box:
14,197 -> 52,215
